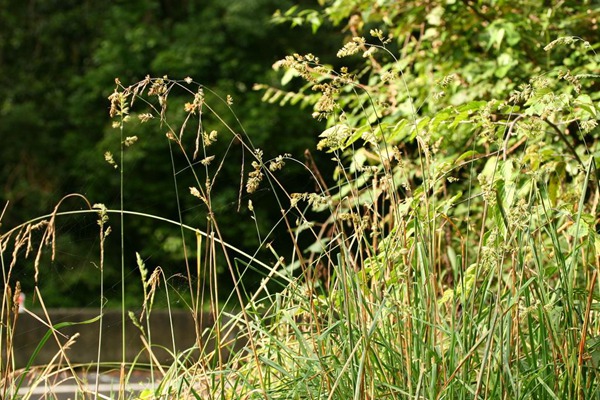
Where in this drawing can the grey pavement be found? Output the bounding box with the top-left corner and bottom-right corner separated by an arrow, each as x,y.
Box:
13,370 -> 157,400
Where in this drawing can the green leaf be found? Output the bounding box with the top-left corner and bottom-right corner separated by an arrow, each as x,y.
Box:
449,111 -> 471,129
487,25 -> 505,51
457,101 -> 487,112
281,68 -> 298,86
567,219 -> 589,238
455,150 -> 479,164
575,94 -> 597,118
548,173 -> 559,206
495,53 -> 518,78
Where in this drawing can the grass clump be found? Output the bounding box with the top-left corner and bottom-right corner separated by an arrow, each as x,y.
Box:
1,15 -> 600,400
228,35 -> 600,398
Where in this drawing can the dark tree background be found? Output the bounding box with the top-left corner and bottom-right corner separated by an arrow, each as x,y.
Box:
0,0 -> 336,307
1,0 -> 597,308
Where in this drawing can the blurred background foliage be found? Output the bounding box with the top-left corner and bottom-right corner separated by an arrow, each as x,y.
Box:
1,0 -> 598,307
0,0 -> 336,307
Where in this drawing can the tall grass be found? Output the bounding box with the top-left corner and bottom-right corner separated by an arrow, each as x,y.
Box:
2,38 -> 600,399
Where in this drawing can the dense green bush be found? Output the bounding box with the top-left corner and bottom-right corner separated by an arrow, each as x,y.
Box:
1,1 -> 600,398
233,1 -> 600,398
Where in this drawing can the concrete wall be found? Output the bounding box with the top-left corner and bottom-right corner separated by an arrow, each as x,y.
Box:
4,309 -> 242,368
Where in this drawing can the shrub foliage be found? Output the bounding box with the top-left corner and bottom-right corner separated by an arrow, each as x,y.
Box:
1,0 -> 599,398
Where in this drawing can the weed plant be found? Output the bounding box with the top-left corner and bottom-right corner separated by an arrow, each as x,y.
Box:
1,33 -> 600,400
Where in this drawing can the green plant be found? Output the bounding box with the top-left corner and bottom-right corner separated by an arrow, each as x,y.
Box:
2,1 -> 600,399
228,3 -> 600,398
